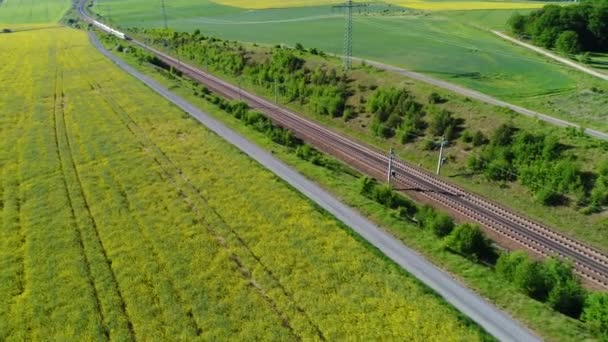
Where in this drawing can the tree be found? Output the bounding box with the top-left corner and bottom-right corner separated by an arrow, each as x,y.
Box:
547,278 -> 585,318
430,107 -> 456,139
508,13 -> 527,36
544,258 -> 586,317
588,4 -> 608,49
556,30 -> 581,54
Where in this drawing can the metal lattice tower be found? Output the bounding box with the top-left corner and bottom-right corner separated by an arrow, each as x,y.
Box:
344,0 -> 353,69
161,0 -> 168,29
333,1 -> 365,70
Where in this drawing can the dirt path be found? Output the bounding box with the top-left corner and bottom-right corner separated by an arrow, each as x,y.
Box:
493,30 -> 608,82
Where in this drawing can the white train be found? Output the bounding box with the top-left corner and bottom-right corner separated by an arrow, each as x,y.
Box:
90,19 -> 128,40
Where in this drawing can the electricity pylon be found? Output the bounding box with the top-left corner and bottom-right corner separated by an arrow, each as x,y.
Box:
161,0 -> 168,29
333,1 -> 365,70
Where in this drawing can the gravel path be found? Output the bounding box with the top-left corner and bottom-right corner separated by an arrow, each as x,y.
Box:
493,30 -> 608,82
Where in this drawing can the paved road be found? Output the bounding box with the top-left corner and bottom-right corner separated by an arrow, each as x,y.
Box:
493,30 -> 608,82
352,57 -> 608,141
89,33 -> 541,342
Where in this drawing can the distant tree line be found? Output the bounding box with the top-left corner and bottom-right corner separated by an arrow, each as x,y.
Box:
509,0 -> 608,54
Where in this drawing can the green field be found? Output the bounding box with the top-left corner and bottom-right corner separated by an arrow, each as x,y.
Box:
0,0 -> 70,24
0,26 -> 489,340
93,0 -> 608,131
213,0 -> 545,10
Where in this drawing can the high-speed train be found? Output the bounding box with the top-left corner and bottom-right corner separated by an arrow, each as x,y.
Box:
89,19 -> 129,40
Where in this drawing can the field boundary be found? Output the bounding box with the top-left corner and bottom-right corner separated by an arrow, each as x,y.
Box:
493,30 -> 608,82
88,31 -> 541,342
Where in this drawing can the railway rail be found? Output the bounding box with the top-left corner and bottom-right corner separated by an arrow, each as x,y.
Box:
77,1 -> 608,290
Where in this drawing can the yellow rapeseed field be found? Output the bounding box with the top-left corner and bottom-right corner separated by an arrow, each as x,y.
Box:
212,0 -> 544,10
0,27 -> 484,340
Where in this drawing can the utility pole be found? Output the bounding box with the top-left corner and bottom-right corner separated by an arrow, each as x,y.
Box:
436,135 -> 446,175
274,78 -> 278,103
387,147 -> 395,184
333,1 -> 365,70
161,0 -> 168,29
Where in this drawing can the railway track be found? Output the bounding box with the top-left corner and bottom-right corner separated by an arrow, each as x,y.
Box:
78,2 -> 608,290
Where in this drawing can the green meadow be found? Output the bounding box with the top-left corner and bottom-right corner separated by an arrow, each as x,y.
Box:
0,0 -> 71,24
93,0 -> 608,131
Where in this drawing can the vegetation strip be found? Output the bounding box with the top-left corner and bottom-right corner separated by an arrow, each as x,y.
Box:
88,31 -> 542,342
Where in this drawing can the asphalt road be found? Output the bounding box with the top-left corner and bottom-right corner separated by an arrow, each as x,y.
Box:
89,33 -> 541,342
353,57 -> 608,141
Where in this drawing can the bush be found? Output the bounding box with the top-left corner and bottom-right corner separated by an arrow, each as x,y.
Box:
496,251 -> 529,280
359,176 -> 377,197
512,257 -> 551,301
428,92 -> 446,104
497,252 -> 585,317
429,106 -> 456,138
427,213 -> 455,237
444,224 -> 494,261
359,177 -> 418,217
461,130 -> 473,143
582,292 -> 608,337
472,131 -> 488,147
412,205 -> 455,237
367,87 -> 425,138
